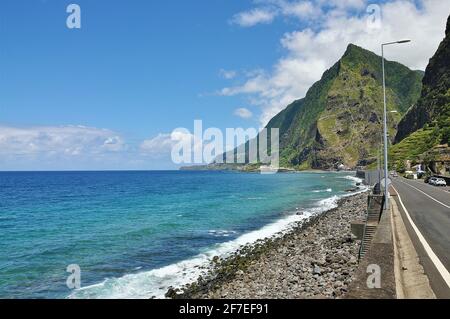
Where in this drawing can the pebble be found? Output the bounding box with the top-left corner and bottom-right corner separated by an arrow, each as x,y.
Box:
170,192 -> 368,300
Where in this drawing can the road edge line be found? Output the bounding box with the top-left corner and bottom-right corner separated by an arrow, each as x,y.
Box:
392,185 -> 450,288
397,179 -> 450,209
409,178 -> 450,196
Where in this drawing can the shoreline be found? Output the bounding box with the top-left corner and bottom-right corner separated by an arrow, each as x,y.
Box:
165,191 -> 368,299
68,174 -> 365,299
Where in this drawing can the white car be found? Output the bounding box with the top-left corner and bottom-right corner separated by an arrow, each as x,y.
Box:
429,177 -> 438,185
434,178 -> 447,187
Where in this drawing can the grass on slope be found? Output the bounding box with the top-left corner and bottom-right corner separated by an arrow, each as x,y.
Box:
390,125 -> 442,168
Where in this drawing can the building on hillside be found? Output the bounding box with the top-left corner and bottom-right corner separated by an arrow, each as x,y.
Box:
420,144 -> 450,176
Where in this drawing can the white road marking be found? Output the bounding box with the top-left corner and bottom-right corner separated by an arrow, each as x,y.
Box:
396,179 -> 450,210
409,178 -> 450,196
392,186 -> 450,288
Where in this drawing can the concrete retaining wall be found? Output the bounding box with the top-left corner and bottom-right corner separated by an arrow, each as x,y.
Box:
357,170 -> 384,187
346,208 -> 396,299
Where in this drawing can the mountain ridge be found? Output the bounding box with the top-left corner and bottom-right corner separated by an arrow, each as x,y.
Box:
235,43 -> 424,170
201,43 -> 425,172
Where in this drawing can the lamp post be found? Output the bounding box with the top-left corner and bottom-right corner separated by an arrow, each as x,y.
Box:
381,39 -> 411,210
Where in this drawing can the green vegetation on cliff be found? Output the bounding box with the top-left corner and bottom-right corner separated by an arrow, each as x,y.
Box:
258,44 -> 423,170
391,15 -> 450,166
390,125 -> 441,165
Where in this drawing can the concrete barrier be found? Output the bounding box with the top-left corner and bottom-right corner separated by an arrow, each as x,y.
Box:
357,170 -> 385,187
367,194 -> 384,223
345,208 -> 396,299
351,221 -> 365,240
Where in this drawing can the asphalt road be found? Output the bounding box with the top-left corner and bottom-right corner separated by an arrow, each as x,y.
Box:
392,177 -> 450,298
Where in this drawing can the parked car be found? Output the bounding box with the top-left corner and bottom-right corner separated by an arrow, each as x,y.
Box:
434,178 -> 447,187
429,177 -> 438,185
393,172 -> 399,178
405,171 -> 418,180
424,176 -> 431,183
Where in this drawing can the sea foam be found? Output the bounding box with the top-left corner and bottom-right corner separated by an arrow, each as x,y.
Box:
69,174 -> 365,299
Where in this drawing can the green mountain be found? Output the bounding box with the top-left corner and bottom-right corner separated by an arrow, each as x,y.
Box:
223,44 -> 423,170
391,15 -> 450,167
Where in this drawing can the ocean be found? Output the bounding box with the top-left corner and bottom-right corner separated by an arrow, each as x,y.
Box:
0,170 -> 364,299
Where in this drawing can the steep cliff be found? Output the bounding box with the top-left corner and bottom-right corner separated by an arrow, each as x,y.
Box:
395,15 -> 450,144
391,15 -> 450,166
258,44 -> 423,169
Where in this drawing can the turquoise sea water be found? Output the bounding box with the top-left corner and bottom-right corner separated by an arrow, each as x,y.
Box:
0,171 -> 363,299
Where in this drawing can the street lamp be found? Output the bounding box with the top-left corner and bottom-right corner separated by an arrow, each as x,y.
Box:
381,39 -> 411,210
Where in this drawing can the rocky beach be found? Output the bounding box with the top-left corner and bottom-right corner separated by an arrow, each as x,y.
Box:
166,192 -> 368,299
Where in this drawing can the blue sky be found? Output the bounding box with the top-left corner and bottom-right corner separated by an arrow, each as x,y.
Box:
0,0 -> 449,170
1,1 -> 279,136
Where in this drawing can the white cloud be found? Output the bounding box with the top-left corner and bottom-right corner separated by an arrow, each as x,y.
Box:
231,0 -> 369,27
325,0 -> 367,10
223,0 -> 450,126
0,124 -> 211,170
140,133 -> 174,156
231,7 -> 277,27
140,127 -> 252,164
140,130 -> 203,159
234,108 -> 254,119
0,125 -> 131,170
0,125 -> 125,157
219,69 -> 238,79
279,0 -> 322,19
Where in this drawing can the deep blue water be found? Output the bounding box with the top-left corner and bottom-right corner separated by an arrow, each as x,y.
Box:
0,171 -> 362,299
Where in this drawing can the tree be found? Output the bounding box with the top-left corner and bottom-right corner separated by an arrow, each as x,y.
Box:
441,127 -> 450,145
